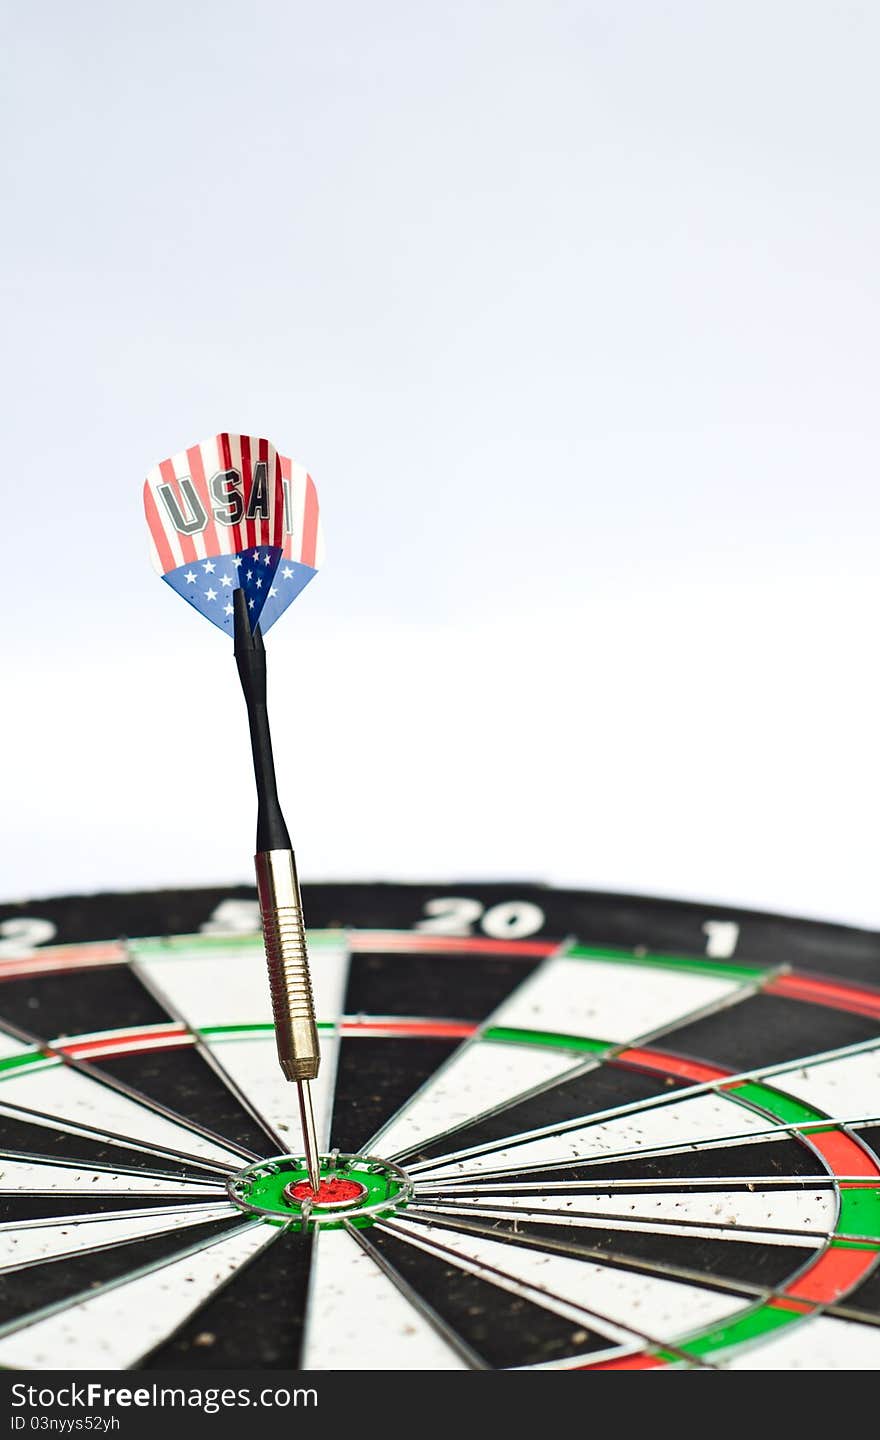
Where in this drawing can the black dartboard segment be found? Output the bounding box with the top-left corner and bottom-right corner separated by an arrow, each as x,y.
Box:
659,993 -> 880,1072
330,1037 -> 460,1155
141,1230 -> 314,1370
0,966 -> 169,1042
0,1217 -> 248,1329
88,1048 -> 274,1160
0,881 -> 877,1371
405,1061 -> 684,1165
364,1221 -> 611,1368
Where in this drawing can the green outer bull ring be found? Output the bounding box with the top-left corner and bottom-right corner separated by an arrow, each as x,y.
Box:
226,1151 -> 413,1228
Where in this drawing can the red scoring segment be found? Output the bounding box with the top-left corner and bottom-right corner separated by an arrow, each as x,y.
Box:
289,1178 -> 364,1206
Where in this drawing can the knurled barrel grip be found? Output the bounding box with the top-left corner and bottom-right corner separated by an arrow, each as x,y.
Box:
254,849 -> 320,1082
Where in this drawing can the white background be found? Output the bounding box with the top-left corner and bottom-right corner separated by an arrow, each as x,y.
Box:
3,2 -> 879,926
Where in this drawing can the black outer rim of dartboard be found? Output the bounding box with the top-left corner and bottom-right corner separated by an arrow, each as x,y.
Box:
3,880 -> 880,982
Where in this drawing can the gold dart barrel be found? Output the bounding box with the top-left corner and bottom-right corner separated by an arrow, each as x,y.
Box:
254,849 -> 320,1083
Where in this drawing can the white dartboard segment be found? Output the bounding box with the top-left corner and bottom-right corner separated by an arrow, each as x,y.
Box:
0,1062 -> 246,1171
0,1157 -> 224,1197
383,1217 -> 745,1343
301,1228 -> 470,1370
373,1042 -> 587,1159
415,1185 -> 836,1244
0,1222 -> 277,1369
0,1097 -> 227,1177
204,1033 -> 340,1152
0,1204 -> 237,1271
413,1091 -> 773,1181
487,954 -> 745,1045
724,1313 -> 880,1370
759,1042 -> 880,1120
131,932 -> 350,1032
0,1033 -> 39,1062
415,1198 -> 817,1250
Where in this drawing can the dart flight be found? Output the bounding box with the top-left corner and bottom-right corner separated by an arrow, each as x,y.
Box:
144,432 -> 323,636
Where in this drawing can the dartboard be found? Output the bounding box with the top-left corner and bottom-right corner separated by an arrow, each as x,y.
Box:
0,881 -> 879,1371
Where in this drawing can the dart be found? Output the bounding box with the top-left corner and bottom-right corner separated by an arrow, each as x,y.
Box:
144,433 -> 325,1192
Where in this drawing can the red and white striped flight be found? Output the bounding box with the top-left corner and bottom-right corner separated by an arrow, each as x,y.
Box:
143,433 -> 323,636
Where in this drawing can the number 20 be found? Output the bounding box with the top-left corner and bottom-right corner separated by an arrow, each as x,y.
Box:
416,896 -> 545,939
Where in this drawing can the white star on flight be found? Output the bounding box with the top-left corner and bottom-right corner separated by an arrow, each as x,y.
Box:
281,566 -> 294,579
248,597 -> 255,609
220,575 -> 232,587
205,588 -> 217,601
246,570 -> 253,580
255,577 -> 262,589
232,556 -> 243,568
268,586 -> 278,597
184,571 -> 197,585
263,553 -> 272,564
224,602 -> 234,616
203,560 -> 216,573
252,550 -> 260,561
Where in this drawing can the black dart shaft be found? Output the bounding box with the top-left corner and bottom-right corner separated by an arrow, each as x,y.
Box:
233,587 -> 321,1192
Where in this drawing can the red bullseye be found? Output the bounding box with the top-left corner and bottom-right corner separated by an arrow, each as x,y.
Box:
287,1177 -> 366,1207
